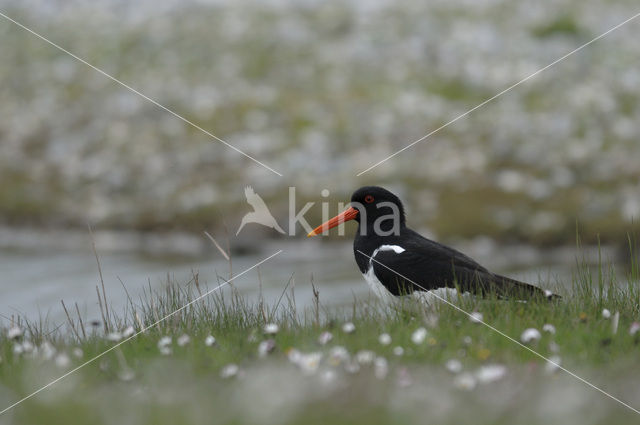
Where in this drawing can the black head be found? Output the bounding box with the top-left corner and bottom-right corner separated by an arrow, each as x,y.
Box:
307,186 -> 406,237
350,186 -> 406,230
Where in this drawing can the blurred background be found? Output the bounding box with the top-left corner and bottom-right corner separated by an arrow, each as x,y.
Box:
1,0 -> 639,323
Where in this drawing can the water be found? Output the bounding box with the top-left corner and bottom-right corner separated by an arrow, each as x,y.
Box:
0,228 -> 624,327
0,230 -> 367,326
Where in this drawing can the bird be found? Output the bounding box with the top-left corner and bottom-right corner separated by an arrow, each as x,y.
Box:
236,186 -> 285,236
307,186 -> 557,303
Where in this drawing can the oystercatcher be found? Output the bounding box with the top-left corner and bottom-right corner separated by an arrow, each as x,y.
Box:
308,186 -> 556,302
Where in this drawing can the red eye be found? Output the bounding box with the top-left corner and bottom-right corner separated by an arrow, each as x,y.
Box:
364,195 -> 374,204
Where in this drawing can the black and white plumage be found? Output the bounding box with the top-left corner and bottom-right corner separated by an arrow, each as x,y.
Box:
309,186 -> 556,301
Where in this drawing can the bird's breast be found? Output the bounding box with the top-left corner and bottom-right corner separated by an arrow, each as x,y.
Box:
359,243 -> 407,300
362,266 -> 396,303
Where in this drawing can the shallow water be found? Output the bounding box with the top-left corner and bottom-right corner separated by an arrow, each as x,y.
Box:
0,232 -> 366,326
0,228 -> 624,327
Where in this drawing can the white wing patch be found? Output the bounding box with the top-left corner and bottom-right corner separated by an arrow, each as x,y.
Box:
369,244 -> 405,268
375,244 -> 406,255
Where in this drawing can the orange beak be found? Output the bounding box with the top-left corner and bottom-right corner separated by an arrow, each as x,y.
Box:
307,206 -> 359,237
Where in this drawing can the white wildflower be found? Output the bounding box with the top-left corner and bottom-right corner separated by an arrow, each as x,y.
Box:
469,312 -> 483,323
258,339 -> 276,357
602,309 -> 611,319
298,352 -> 323,375
356,350 -> 375,365
55,353 -> 71,369
263,323 -> 279,335
287,348 -> 302,364
393,346 -> 404,356
320,369 -> 337,384
177,334 -> 190,347
454,373 -> 476,390
72,347 -> 83,358
158,336 -> 172,355
520,328 -> 541,344
342,322 -> 356,334
545,355 -> 562,374
542,324 -> 556,334
122,326 -> 135,338
288,349 -> 322,375
318,331 -> 333,345
378,333 -> 392,346
411,327 -> 427,344
106,332 -> 122,342
220,364 -> 239,379
40,341 -> 56,360
476,364 -> 507,383
205,335 -> 216,346
445,359 -> 462,374
7,326 -> 23,340
328,346 -> 349,366
374,357 -> 388,379
21,341 -> 34,354
629,322 -> 640,335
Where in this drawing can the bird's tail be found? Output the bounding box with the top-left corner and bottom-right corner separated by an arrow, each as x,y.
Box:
491,274 -> 560,301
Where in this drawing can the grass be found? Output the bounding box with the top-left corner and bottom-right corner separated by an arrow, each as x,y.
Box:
1,243 -> 640,424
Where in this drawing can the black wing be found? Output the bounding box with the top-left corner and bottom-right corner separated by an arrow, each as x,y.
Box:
363,230 -> 550,299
